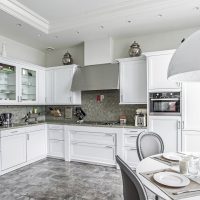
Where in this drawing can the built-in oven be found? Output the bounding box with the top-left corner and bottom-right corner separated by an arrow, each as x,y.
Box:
149,92 -> 181,116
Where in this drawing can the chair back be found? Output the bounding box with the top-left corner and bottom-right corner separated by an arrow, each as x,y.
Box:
116,155 -> 148,200
137,131 -> 164,161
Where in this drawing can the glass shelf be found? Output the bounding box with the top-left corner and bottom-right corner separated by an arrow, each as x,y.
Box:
22,84 -> 36,87
22,93 -> 36,95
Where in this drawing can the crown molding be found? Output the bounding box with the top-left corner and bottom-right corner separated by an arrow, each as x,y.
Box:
0,0 -> 49,33
49,0 -> 190,33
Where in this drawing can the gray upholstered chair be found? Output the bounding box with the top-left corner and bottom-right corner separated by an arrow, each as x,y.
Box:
116,155 -> 148,200
136,132 -> 164,161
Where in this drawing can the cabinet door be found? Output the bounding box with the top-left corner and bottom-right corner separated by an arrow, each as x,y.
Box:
182,82 -> 200,130
0,62 -> 18,104
120,59 -> 147,104
38,69 -> 46,104
124,147 -> 140,168
148,53 -> 180,90
48,140 -> 64,158
19,67 -> 38,103
182,130 -> 200,152
1,134 -> 26,170
27,130 -> 47,161
148,116 -> 181,152
54,67 -> 73,104
45,70 -> 54,104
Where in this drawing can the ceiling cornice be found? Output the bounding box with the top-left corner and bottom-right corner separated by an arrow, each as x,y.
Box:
0,0 -> 49,33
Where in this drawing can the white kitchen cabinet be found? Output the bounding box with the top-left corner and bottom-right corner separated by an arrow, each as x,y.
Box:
182,130 -> 200,152
146,50 -> 181,91
118,57 -> 147,104
71,142 -> 115,165
84,37 -> 113,65
68,126 -> 117,166
1,133 -> 27,170
47,125 -> 65,159
123,129 -> 145,168
45,69 -> 54,104
45,65 -> 81,105
38,68 -> 46,104
27,128 -> 47,161
182,82 -> 200,131
148,116 -> 181,152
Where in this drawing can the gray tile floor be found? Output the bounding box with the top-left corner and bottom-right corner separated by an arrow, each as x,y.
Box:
0,158 -> 123,200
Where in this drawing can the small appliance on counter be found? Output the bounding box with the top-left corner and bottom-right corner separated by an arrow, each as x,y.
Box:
0,113 -> 13,126
134,109 -> 147,127
74,107 -> 86,123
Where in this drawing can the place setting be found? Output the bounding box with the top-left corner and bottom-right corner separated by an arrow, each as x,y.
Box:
140,154 -> 200,199
151,152 -> 183,166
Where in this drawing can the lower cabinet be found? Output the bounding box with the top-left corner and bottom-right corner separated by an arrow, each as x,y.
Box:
182,130 -> 200,152
124,147 -> 140,168
70,142 -> 115,165
27,129 -> 47,161
47,125 -> 65,159
1,133 -> 27,170
68,127 -> 117,166
123,129 -> 145,168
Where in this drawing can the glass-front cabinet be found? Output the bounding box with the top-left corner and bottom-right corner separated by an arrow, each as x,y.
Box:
0,63 -> 17,103
20,68 -> 37,102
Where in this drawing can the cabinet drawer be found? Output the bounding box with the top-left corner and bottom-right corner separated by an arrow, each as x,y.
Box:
48,124 -> 64,130
48,140 -> 64,158
28,124 -> 45,132
71,142 -> 115,165
124,135 -> 138,147
70,131 -> 115,145
124,147 -> 140,168
48,130 -> 64,141
1,127 -> 27,137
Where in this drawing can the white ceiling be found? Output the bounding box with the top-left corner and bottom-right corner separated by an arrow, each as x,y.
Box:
0,0 -> 200,51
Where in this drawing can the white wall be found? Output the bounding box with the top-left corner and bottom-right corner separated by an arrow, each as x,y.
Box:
45,43 -> 84,67
45,26 -> 199,67
0,35 -> 45,66
114,27 -> 199,59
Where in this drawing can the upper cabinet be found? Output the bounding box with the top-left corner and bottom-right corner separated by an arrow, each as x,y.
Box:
145,50 -> 181,91
84,37 -> 113,66
118,56 -> 147,104
0,56 -> 45,105
45,65 -> 81,105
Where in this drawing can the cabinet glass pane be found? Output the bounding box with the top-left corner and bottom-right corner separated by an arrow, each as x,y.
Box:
0,63 -> 16,101
21,68 -> 36,101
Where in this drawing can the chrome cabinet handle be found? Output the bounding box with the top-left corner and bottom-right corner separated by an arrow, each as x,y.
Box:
129,148 -> 136,151
182,121 -> 185,129
128,135 -> 137,138
27,134 -> 29,140
105,146 -> 113,149
10,131 -> 18,133
121,95 -> 123,102
177,121 -> 181,129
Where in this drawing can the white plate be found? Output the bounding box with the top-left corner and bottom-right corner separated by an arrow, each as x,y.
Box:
153,172 -> 190,187
162,153 -> 182,161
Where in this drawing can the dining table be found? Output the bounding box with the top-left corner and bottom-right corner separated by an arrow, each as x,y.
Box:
136,154 -> 200,200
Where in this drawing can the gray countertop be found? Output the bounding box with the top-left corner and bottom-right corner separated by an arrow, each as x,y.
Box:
0,120 -> 147,131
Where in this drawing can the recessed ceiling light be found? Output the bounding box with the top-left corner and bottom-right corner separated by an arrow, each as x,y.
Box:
16,23 -> 22,27
158,14 -> 163,17
54,35 -> 58,39
46,47 -> 55,51
194,6 -> 200,10
100,25 -> 104,29
76,31 -> 80,34
128,20 -> 132,23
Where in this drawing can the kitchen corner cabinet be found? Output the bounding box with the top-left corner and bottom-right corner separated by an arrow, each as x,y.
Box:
118,56 -> 147,104
45,65 -> 81,105
145,50 -> 181,91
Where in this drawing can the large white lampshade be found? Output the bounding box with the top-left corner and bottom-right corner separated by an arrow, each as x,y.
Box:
168,29 -> 200,81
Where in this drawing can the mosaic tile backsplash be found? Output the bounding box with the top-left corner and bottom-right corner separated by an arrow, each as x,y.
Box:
0,106 -> 45,123
46,90 -> 147,124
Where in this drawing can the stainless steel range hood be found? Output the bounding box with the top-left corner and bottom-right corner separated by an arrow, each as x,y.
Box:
71,63 -> 119,91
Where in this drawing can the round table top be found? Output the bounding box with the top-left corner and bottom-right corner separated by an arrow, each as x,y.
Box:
136,156 -> 200,200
